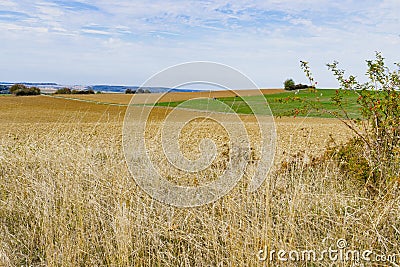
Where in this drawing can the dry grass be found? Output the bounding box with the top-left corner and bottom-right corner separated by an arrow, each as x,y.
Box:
1,95 -> 399,266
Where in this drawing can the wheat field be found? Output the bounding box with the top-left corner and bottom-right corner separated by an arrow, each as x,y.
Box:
0,95 -> 399,266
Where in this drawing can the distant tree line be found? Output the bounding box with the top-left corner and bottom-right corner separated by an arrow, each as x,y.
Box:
54,88 -> 99,94
54,87 -> 151,95
125,88 -> 151,94
284,78 -> 315,91
9,84 -> 41,96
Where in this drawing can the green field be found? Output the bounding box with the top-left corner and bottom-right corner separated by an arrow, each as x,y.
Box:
155,89 -> 362,118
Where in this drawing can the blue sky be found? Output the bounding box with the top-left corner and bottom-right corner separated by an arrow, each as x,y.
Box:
0,0 -> 399,87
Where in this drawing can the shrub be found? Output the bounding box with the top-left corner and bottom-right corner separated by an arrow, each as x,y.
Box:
284,79 -> 315,91
10,84 -> 41,96
54,87 -> 72,94
125,89 -> 136,94
10,84 -> 26,94
327,138 -> 372,183
294,83 -> 312,90
71,89 -> 95,94
301,52 -> 400,193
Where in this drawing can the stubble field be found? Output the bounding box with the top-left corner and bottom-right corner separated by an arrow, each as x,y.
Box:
1,94 -> 398,266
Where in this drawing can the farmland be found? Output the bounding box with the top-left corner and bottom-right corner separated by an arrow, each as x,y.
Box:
155,89 -> 362,118
54,88 -> 285,105
0,93 -> 399,266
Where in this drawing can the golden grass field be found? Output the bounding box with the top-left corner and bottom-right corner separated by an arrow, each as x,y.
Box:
1,94 -> 399,266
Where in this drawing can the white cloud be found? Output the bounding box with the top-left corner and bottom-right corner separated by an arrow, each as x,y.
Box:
81,28 -> 111,35
0,0 -> 399,87
0,0 -> 18,8
36,3 -> 64,19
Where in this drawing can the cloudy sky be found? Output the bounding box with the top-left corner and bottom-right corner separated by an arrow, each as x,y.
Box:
0,0 -> 399,88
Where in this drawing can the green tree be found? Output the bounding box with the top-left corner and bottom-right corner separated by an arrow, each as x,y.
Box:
54,87 -> 72,94
10,84 -> 40,96
10,84 -> 27,94
284,79 -> 295,90
125,89 -> 136,94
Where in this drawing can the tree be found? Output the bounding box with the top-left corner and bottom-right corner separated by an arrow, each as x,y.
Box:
71,89 -> 95,94
10,84 -> 27,94
284,79 -> 295,90
54,87 -> 72,94
10,84 -> 40,96
125,89 -> 136,94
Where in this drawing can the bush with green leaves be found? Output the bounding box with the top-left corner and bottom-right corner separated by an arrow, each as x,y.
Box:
10,84 -> 41,96
301,52 -> 400,193
54,87 -> 72,94
71,89 -> 95,94
284,78 -> 315,91
284,78 -> 295,90
125,89 -> 136,94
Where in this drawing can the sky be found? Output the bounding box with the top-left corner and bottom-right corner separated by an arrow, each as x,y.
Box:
0,0 -> 399,88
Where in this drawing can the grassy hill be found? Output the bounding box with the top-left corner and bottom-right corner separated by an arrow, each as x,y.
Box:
155,89 -> 362,118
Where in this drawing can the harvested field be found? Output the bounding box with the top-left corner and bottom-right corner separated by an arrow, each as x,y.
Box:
0,95 -> 351,164
274,116 -> 351,163
0,95 -> 353,179
4,94 -> 398,267
0,95 -> 126,124
54,88 -> 284,105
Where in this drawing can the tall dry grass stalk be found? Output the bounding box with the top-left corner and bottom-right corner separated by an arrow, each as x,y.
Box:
0,121 -> 399,266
